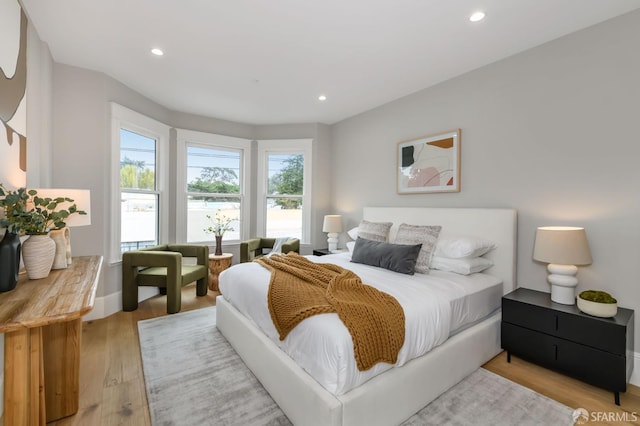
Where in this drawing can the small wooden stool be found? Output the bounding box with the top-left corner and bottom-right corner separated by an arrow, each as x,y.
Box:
208,253 -> 233,292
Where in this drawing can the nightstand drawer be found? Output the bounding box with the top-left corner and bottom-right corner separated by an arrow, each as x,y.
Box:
503,298 -> 557,334
503,297 -> 627,355
502,322 -> 627,392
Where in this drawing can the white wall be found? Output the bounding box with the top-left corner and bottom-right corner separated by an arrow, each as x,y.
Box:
8,0 -> 638,356
331,10 -> 640,350
50,64 -> 332,314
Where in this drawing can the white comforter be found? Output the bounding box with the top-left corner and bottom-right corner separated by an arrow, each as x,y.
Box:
220,253 -> 466,395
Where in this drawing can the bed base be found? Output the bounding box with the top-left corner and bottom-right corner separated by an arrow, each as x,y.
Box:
216,296 -> 501,426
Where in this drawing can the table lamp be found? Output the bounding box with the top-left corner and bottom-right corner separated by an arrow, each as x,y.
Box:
533,226 -> 592,305
35,189 -> 91,269
322,215 -> 343,253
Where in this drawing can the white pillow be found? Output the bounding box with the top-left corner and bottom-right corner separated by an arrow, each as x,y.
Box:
347,227 -> 359,240
430,256 -> 493,275
346,241 -> 356,253
434,236 -> 497,259
394,223 -> 441,274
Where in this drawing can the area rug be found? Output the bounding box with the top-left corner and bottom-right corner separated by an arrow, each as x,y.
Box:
138,307 -> 574,426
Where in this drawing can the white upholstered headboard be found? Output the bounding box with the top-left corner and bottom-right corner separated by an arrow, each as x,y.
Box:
363,207 -> 517,295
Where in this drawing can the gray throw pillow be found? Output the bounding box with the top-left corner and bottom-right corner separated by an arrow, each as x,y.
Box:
351,237 -> 422,275
394,224 -> 442,274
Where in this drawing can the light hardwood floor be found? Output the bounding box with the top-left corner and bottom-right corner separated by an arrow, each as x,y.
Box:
47,284 -> 640,425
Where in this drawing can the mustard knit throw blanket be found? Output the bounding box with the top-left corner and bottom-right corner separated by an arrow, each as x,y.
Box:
257,253 -> 405,371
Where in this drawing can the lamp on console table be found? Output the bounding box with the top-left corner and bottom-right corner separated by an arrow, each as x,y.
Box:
35,189 -> 92,269
322,215 -> 343,253
533,226 -> 592,305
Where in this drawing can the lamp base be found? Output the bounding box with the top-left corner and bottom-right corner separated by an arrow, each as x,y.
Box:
547,263 -> 578,305
327,233 -> 338,253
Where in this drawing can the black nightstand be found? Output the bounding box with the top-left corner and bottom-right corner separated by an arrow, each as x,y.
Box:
502,287 -> 634,405
313,248 -> 331,256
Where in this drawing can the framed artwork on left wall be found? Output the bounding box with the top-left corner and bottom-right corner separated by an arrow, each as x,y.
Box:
0,0 -> 28,188
397,129 -> 460,194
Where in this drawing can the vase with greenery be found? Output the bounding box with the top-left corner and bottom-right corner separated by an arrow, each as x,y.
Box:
577,290 -> 618,318
0,184 -> 86,279
204,210 -> 234,256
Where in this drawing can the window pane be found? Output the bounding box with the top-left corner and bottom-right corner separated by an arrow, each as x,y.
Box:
120,129 -> 156,190
187,146 -> 240,194
266,197 -> 302,239
267,154 -> 304,196
187,197 -> 241,242
121,192 -> 158,252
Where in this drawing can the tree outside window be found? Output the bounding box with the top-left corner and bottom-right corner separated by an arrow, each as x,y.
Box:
119,129 -> 158,252
185,146 -> 242,242
266,153 -> 304,238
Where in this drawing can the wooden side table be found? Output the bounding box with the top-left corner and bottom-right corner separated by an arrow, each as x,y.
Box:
208,253 -> 233,292
0,256 -> 102,425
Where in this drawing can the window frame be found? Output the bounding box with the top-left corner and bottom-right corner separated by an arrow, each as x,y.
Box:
176,129 -> 251,244
110,103 -> 170,263
256,139 -> 313,244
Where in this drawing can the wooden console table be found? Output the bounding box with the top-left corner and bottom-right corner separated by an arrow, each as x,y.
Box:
0,255 -> 102,425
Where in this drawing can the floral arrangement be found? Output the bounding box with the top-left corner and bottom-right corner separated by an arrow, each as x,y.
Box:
0,184 -> 87,235
204,210 -> 234,237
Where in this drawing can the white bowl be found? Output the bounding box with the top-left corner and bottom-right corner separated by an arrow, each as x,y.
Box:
577,297 -> 617,318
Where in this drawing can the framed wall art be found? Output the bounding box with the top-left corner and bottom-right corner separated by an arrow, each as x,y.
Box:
0,0 -> 28,188
397,129 -> 460,194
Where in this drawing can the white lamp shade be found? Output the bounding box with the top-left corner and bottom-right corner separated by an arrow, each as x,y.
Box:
33,189 -> 92,227
322,215 -> 343,233
533,226 -> 592,266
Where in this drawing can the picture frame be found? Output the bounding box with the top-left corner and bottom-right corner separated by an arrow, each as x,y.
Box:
397,129 -> 461,194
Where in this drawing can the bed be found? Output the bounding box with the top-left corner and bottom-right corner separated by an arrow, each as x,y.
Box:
216,207 -> 517,425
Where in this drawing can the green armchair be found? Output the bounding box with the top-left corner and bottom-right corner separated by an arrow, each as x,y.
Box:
122,244 -> 209,314
240,238 -> 300,263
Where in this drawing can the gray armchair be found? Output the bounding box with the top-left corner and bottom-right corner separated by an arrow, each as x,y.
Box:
122,244 -> 209,314
240,238 -> 300,263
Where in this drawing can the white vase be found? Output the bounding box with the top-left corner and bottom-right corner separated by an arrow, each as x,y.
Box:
50,228 -> 71,269
22,234 -> 56,279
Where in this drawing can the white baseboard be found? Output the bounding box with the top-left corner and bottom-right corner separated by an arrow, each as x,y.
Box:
83,287 -> 159,321
630,351 -> 640,387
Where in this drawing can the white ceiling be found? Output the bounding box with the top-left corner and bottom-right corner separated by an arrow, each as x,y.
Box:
20,0 -> 640,125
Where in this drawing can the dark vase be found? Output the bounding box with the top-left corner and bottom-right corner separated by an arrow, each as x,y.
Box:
0,231 -> 21,292
215,235 -> 223,256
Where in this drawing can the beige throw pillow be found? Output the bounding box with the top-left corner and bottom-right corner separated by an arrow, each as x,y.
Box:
394,223 -> 442,273
357,219 -> 393,242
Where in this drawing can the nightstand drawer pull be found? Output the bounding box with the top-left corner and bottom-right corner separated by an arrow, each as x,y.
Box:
555,315 -> 558,331
554,344 -> 558,360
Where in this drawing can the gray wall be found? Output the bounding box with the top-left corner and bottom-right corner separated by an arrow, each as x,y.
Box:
331,11 -> 640,348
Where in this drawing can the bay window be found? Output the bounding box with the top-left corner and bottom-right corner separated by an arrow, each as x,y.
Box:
176,130 -> 251,244
110,103 -> 169,262
257,139 -> 312,243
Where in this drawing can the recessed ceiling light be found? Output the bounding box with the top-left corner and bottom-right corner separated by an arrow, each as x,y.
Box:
318,95 -> 327,101
151,48 -> 164,56
469,11 -> 486,22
